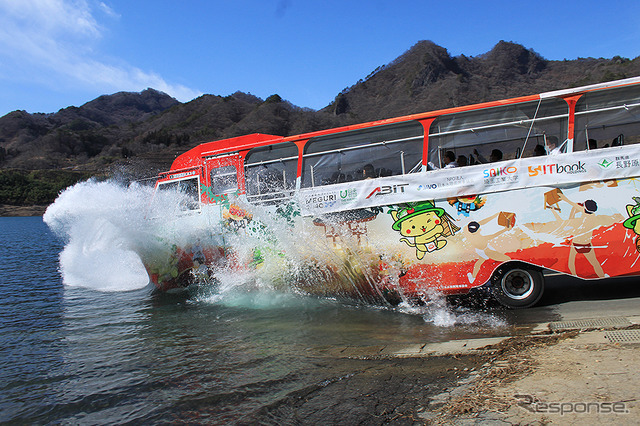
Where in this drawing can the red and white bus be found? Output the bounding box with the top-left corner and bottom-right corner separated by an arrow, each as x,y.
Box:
144,76 -> 640,308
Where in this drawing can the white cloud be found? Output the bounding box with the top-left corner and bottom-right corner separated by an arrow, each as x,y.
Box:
0,0 -> 201,104
70,59 -> 201,102
0,0 -> 101,40
98,1 -> 119,19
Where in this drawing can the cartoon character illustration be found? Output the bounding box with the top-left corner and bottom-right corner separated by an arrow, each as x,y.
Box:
312,209 -> 379,248
623,196 -> 640,253
579,179 -> 618,191
464,212 -> 515,283
448,195 -> 486,216
530,190 -> 623,278
544,188 -> 563,212
560,195 -> 608,277
223,203 -> 253,230
201,183 -> 230,205
391,201 -> 460,260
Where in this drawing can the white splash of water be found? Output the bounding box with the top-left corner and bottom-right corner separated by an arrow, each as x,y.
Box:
397,289 -> 507,328
44,179 -> 154,292
43,179 -> 505,328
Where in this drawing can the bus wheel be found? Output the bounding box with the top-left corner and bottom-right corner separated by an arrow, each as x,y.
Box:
492,266 -> 544,309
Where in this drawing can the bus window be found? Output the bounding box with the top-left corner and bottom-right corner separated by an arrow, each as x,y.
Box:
301,121 -> 423,188
210,165 -> 238,195
574,84 -> 640,151
245,142 -> 298,204
155,176 -> 200,211
428,98 -> 568,165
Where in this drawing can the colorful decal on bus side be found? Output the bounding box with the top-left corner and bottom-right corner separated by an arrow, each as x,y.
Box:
390,201 -> 460,259
447,195 -> 486,216
623,196 -> 640,253
350,177 -> 640,294
201,183 -> 232,205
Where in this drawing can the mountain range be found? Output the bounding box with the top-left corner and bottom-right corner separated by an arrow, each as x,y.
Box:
1,40 -> 639,178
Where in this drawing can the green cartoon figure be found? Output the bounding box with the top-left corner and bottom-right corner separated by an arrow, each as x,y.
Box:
623,196 -> 640,253
391,201 -> 460,260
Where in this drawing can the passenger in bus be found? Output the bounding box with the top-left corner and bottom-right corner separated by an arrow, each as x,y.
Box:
362,164 -> 376,179
588,139 -> 598,150
443,151 -> 457,168
546,136 -> 562,155
472,149 -> 503,163
457,155 -> 468,167
533,144 -> 546,156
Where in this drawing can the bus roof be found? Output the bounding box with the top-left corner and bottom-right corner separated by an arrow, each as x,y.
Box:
166,76 -> 640,173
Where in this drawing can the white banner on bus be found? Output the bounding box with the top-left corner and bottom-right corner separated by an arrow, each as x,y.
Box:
298,145 -> 640,215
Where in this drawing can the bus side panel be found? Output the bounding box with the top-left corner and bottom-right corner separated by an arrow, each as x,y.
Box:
305,177 -> 640,297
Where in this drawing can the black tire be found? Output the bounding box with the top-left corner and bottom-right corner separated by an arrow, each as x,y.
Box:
491,266 -> 544,309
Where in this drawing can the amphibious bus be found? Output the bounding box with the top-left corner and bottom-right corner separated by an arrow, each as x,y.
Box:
144,77 -> 640,308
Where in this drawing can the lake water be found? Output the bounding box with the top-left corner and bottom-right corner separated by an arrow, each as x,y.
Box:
1,183 -> 531,423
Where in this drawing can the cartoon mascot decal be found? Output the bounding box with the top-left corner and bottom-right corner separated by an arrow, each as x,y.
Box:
623,196 -> 640,253
391,201 -> 460,259
447,194 -> 486,216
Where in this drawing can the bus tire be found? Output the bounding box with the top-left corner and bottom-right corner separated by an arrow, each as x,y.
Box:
491,265 -> 544,309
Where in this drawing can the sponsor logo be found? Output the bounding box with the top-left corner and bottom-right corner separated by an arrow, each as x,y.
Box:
614,155 -> 640,169
339,188 -> 358,203
483,166 -> 517,178
366,184 -> 408,199
598,159 -> 613,168
417,183 -> 438,191
306,193 -> 337,209
528,161 -> 586,177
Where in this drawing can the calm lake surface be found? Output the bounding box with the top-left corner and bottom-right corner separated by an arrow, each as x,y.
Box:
1,216 -> 528,424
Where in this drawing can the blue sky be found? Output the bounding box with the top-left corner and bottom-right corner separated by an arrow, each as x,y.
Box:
0,0 -> 639,117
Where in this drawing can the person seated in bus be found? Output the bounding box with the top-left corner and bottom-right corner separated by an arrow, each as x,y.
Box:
443,151 -> 457,168
457,155 -> 468,167
362,163 -> 376,179
376,167 -> 390,177
547,136 -> 563,155
472,148 -> 503,163
533,144 -> 546,156
588,139 -> 598,150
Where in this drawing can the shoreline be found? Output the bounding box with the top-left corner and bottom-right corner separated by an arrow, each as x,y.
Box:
0,204 -> 48,217
244,314 -> 640,423
421,318 -> 640,423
